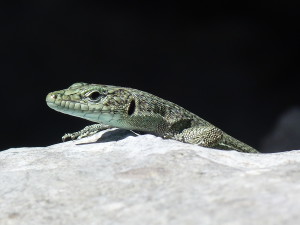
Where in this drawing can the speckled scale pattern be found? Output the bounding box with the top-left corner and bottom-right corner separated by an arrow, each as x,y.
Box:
46,83 -> 259,153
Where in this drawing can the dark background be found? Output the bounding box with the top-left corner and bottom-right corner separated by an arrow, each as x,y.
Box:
1,1 -> 300,152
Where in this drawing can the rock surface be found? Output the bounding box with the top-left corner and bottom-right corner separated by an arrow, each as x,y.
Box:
1,129 -> 300,225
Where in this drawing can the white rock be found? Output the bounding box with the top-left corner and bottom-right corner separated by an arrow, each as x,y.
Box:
1,129 -> 300,225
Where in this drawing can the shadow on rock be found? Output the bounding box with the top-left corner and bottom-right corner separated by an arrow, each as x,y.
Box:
77,129 -> 138,145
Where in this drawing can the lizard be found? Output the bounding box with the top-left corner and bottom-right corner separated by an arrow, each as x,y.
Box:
46,82 -> 259,153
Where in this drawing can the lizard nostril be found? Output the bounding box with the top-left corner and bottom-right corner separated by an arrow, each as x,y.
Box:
52,94 -> 57,99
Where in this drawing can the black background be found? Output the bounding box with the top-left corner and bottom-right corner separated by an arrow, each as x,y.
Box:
1,1 -> 300,152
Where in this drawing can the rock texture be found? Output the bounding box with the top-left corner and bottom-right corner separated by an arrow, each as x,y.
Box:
1,129 -> 300,225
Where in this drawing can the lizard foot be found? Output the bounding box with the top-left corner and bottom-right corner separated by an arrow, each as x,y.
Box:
174,125 -> 223,148
62,124 -> 112,142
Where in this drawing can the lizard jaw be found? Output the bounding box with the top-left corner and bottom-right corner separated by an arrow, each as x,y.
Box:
46,92 -> 122,125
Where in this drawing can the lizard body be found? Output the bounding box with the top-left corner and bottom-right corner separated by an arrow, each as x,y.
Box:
46,82 -> 259,153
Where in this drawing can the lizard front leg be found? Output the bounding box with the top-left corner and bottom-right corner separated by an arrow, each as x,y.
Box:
174,125 -> 223,148
62,124 -> 113,141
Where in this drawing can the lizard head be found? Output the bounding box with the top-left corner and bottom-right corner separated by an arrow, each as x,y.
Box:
46,82 -> 136,124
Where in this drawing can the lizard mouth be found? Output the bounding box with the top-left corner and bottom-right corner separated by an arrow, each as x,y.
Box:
46,92 -> 60,110
46,92 -> 122,124
46,92 -> 83,114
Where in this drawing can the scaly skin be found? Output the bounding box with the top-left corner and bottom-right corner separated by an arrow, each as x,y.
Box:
46,82 -> 259,153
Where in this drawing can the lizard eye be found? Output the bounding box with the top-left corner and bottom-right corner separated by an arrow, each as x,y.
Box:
87,91 -> 102,101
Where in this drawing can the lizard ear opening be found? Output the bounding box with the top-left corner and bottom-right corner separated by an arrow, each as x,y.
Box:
128,99 -> 136,116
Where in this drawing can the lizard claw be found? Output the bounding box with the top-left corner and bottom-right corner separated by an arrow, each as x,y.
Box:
62,133 -> 78,142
